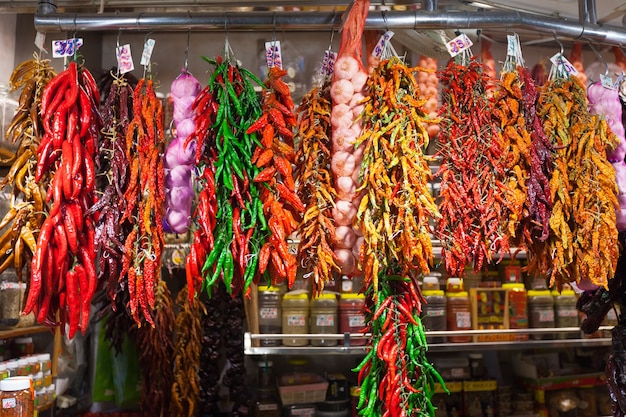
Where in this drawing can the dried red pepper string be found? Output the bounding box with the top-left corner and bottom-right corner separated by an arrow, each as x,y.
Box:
119,77 -> 166,327
436,57 -> 510,277
249,66 -> 303,289
25,61 -> 100,338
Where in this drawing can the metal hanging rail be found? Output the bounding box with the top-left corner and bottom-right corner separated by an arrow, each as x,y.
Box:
33,6 -> 626,46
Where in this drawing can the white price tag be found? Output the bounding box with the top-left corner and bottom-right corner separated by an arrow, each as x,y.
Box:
265,40 -> 283,69
549,53 -> 579,76
140,38 -> 155,66
506,35 -> 516,57
371,30 -> 395,59
52,38 -> 83,58
116,44 -> 134,74
446,33 -> 473,58
601,74 -> 615,90
34,32 -> 47,53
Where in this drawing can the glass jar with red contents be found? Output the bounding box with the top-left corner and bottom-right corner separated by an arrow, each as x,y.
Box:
339,293 -> 366,346
502,283 -> 528,341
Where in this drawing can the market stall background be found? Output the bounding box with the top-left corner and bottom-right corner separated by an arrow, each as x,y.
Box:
1,1 -> 626,417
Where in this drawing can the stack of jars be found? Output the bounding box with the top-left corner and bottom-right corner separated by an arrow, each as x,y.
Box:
0,352 -> 54,407
257,286 -> 367,347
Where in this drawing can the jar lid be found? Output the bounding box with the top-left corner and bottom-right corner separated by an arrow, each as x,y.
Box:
27,356 -> 38,363
34,372 -> 43,378
446,291 -> 468,297
446,278 -> 464,292
423,277 -> 440,285
14,337 -> 33,343
468,353 -> 483,359
340,293 -> 365,300
283,292 -> 308,300
47,383 -> 55,391
257,361 -> 273,367
423,290 -> 445,296
17,359 -> 28,366
527,290 -> 552,297
0,377 -> 32,391
258,285 -> 280,292
315,293 -> 337,300
6,362 -> 18,369
502,283 -> 525,290
551,289 -> 575,296
38,353 -> 51,361
0,363 -> 6,371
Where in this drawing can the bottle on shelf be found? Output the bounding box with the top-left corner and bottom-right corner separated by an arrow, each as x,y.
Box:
552,285 -> 579,339
527,289 -> 555,340
338,293 -> 366,346
446,278 -> 472,343
310,293 -> 339,347
421,276 -> 447,343
282,292 -> 310,346
257,285 -> 282,347
502,282 -> 528,341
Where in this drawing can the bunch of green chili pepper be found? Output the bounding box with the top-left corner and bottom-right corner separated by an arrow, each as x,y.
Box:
186,50 -> 268,297
354,274 -> 447,417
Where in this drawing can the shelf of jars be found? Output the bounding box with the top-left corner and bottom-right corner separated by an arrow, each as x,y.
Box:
244,326 -> 613,355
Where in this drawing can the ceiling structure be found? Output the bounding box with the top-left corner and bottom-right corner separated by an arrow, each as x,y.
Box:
2,1 -> 626,50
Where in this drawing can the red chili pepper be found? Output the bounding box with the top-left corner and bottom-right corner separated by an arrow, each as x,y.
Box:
258,242 -> 271,274
253,166 -> 277,183
246,113 -> 269,134
66,267 -> 80,339
23,219 -> 54,314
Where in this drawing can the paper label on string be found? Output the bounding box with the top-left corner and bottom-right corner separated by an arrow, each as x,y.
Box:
549,53 -> 579,76
116,44 -> 134,74
320,49 -> 337,77
371,30 -> 394,59
601,74 -> 615,90
265,40 -> 283,69
34,32 -> 47,53
446,33 -> 473,58
140,38 -> 155,66
52,38 -> 83,58
506,35 -> 516,56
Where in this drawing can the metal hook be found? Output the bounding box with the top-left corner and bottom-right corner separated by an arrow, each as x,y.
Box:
553,32 -> 564,55
144,30 -> 153,45
72,13 -> 77,33
382,9 -> 389,32
136,12 -> 143,31
184,29 -> 191,72
413,8 -> 419,31
587,41 -> 609,77
327,27 -> 335,51
116,28 -> 121,50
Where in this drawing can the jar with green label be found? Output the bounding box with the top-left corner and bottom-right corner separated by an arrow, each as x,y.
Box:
282,292 -> 310,346
310,293 -> 338,347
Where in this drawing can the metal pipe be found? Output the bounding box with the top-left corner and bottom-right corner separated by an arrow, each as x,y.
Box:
421,0 -> 437,12
35,0 -> 56,15
578,0 -> 597,25
34,9 -> 626,45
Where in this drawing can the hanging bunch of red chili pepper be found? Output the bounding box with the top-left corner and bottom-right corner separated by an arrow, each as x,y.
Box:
119,77 -> 166,326
0,55 -> 55,281
248,65 -> 303,288
538,71 -> 619,290
294,79 -> 341,296
354,276 -> 445,417
186,52 -> 267,298
24,60 -> 101,338
436,57 -> 510,277
355,56 -> 439,292
518,66 -> 554,276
